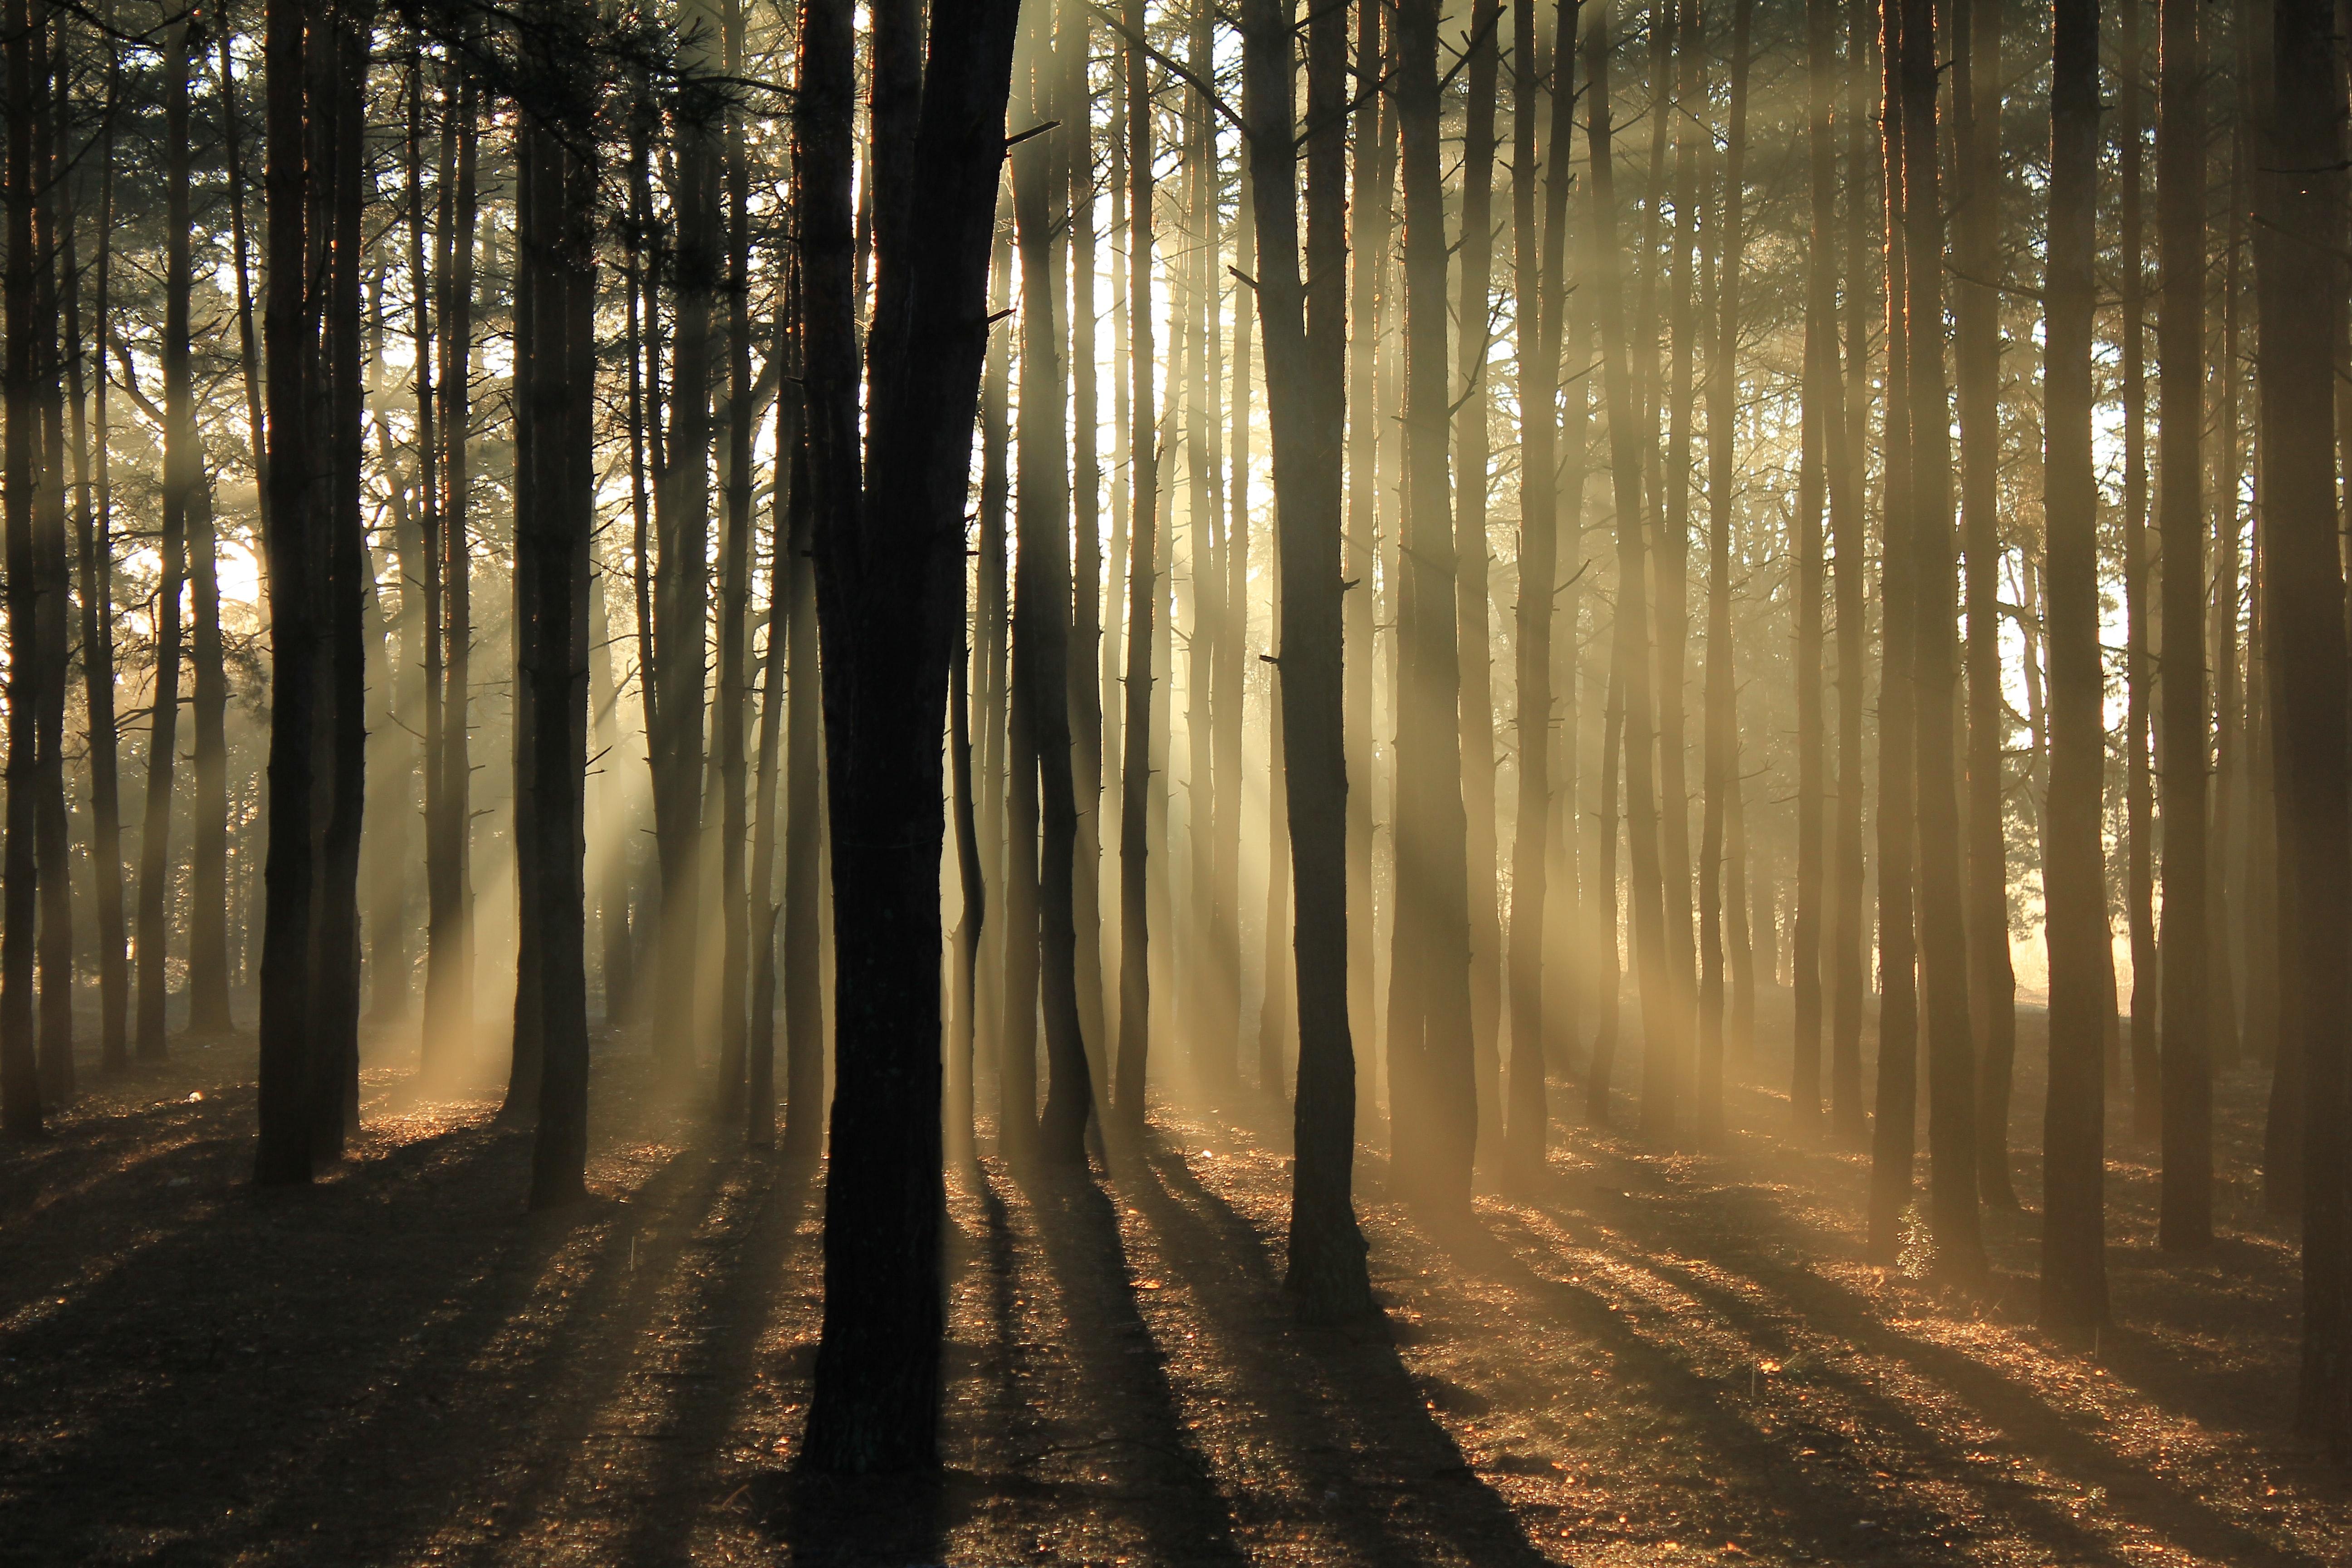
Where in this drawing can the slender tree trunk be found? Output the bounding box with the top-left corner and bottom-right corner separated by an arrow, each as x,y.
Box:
1345,0 -> 1391,1131
253,0 -> 321,1183
712,0 -> 756,1123
1387,0 -> 1477,1207
1792,0 -> 1842,1136
1113,0 -> 1158,1130
2156,0 -> 2212,1250
2039,0 -> 2109,1330
66,70 -> 127,1073
1866,0 -> 1921,1257
1455,0 -> 1505,1165
1588,0 -> 1675,1155
1832,0 -> 1875,1117
2,0 -> 45,1131
424,78 -> 478,1080
976,207 -> 1012,1133
517,80 -> 598,1210
1955,0 -> 2017,1205
1505,0 -> 1565,1183
1013,8 -> 1093,1165
1901,0 -> 1986,1278
1695,0 -> 1750,1143
1244,0 -> 1373,1319
2261,0 -> 2352,1440
139,14 -> 197,1068
2118,0 -> 2158,1139
29,29 -> 66,1101
1067,0 -> 1106,1087
310,1 -> 374,1156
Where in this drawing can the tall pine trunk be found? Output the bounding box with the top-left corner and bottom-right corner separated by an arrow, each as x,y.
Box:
2038,0 -> 2109,1331
1112,0 -> 1157,1129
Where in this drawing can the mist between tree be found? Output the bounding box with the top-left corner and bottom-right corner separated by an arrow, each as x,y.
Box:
0,0 -> 2347,1554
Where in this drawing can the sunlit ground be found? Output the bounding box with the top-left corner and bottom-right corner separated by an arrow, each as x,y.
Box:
0,999 -> 2333,1567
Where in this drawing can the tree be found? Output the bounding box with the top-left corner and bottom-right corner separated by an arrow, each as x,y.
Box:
1241,0 -> 1373,1321
796,0 -> 1022,1473
2258,0 -> 2352,1441
1387,0 -> 1477,1208
2156,0 -> 2211,1251
2039,0 -> 2109,1331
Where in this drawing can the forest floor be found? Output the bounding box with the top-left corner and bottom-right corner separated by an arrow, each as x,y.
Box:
0,1004 -> 2342,1567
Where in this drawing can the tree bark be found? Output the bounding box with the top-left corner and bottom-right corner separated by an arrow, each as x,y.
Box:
2039,0 -> 2109,1331
1954,0 -> 2016,1205
2156,0 -> 2211,1250
0,0 -> 42,1137
1112,0 -> 1157,1131
1696,0 -> 1751,1144
2259,0 -> 2352,1441
1865,0 -> 1920,1258
1243,0 -> 1374,1321
797,0 -> 1021,1473
1387,0 -> 1477,1208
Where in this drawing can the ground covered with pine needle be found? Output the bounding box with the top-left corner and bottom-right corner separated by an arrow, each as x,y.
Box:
0,1007 -> 2340,1567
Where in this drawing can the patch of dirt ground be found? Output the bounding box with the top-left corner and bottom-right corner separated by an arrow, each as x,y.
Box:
0,1006 -> 2342,1566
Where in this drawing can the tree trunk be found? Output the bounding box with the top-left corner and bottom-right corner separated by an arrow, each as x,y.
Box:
310,0 -> 373,1157
0,0 -> 41,1135
29,26 -> 66,1102
1832,0 -> 1876,1122
2156,0 -> 2212,1250
1866,0 -> 1921,1258
1955,0 -> 2017,1206
1792,0 -> 1842,1136
138,12 -> 197,1068
1066,0 -> 1106,1085
253,0 -> 322,1183
1112,0 -> 1158,1130
1012,6 -> 1093,1166
1387,0 -> 1477,1208
1901,0 -> 1986,1279
1243,0 -> 1374,1321
797,0 -> 1022,1475
1695,0 -> 1751,1143
1455,0 -> 1505,1167
64,67 -> 126,1073
712,0 -> 756,1124
2118,0 -> 2158,1140
2260,0 -> 2352,1440
516,80 -> 598,1211
2038,0 -> 2109,1331
1587,0 -> 1675,1156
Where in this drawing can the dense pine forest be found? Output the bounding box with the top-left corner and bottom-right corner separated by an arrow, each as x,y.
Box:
2,0 -> 2349,1558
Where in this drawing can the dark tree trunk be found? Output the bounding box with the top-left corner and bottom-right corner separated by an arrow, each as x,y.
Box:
712,0 -> 756,1125
2156,0 -> 2211,1251
2117,0 -> 2158,1143
29,27 -> 66,1103
1455,0 -> 1504,1166
0,0 -> 40,1136
1243,0 -> 1374,1322
1955,0 -> 2017,1207
1386,0 -> 1477,1208
139,12 -> 197,1068
423,78 -> 478,1082
516,70 -> 599,1211
1505,0 -> 1574,1184
1900,0 -> 1985,1278
750,300 -> 802,1152
797,0 -> 1021,1474
2260,0 -> 2352,1441
185,28 -> 235,1040
1832,0 -> 1875,1121
2039,0 -> 2109,1332
1792,0 -> 1842,1137
1587,0 -> 1676,1160
652,0 -> 720,1083
1066,0 -> 1106,1083
779,431 -> 823,1162
1011,6 -> 1092,1166
309,0 -> 373,1157
1866,0 -> 1921,1258
1112,0 -> 1157,1131
65,69 -> 127,1073
253,0 -> 322,1184
1696,0 -> 1751,1144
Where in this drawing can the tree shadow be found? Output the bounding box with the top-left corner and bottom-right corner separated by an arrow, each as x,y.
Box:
1131,1132 -> 1557,1568
1499,1161 -> 2331,1568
